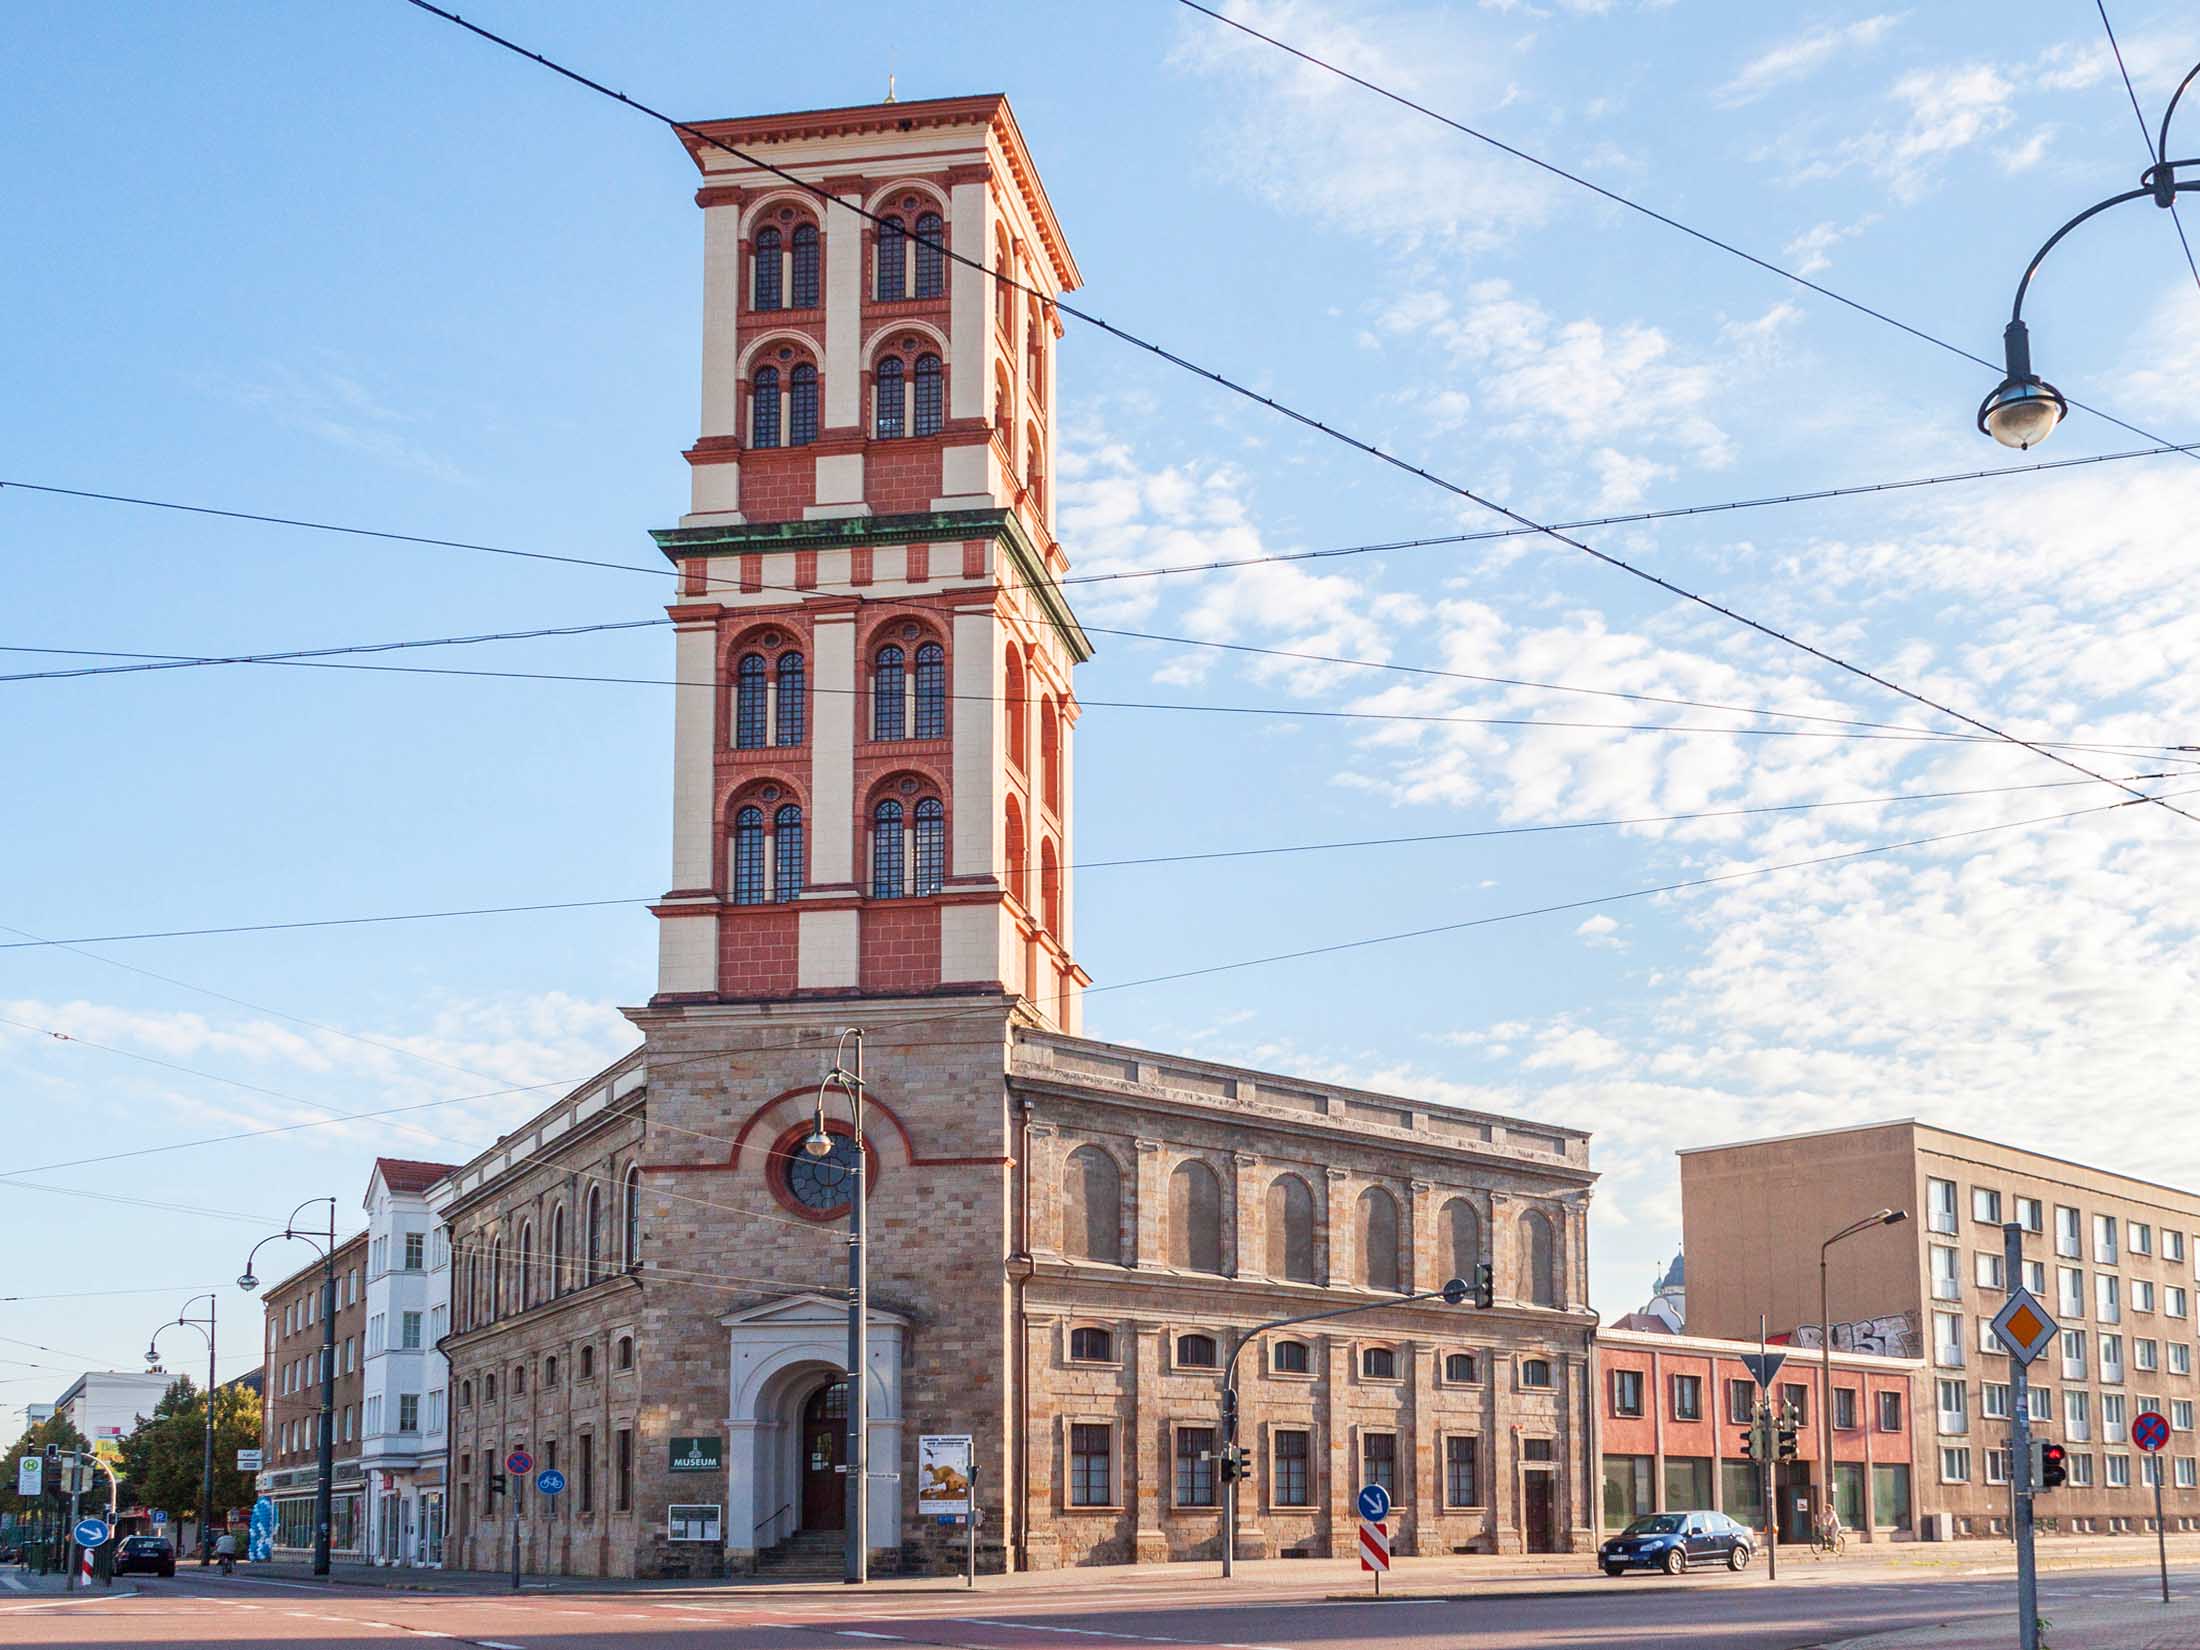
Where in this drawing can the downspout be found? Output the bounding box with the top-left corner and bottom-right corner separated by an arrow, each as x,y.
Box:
1580,1307 -> 1602,1548
433,1330 -> 455,1569
1013,1095 -> 1035,1573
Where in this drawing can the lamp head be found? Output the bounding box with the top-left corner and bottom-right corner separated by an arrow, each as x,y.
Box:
144,1345 -> 161,1364
237,1272 -> 259,1293
1978,376 -> 2066,448
1881,1208 -> 1908,1227
801,1125 -> 835,1160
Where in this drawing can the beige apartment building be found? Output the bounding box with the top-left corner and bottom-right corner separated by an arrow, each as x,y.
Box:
1682,1121 -> 2200,1538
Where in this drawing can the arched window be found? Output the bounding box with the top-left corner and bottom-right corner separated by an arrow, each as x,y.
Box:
1004,650 -> 1027,770
994,227 -> 1014,333
914,797 -> 945,896
775,652 -> 805,745
731,805 -> 766,905
490,1235 -> 503,1318
774,804 -> 804,902
1040,838 -> 1061,933
1266,1175 -> 1316,1282
1177,1333 -> 1219,1368
1168,1159 -> 1223,1274
1273,1340 -> 1310,1374
1444,1197 -> 1481,1287
789,363 -> 818,446
875,355 -> 904,439
544,1354 -> 558,1387
519,1221 -> 534,1310
914,212 -> 945,297
461,1379 -> 473,1407
616,1335 -> 634,1371
994,361 -> 1013,437
1362,1346 -> 1397,1380
465,1255 -> 478,1329
790,222 -> 819,308
622,1164 -> 641,1271
1359,1187 -> 1401,1292
871,799 -> 904,898
1027,296 -> 1046,408
1520,1357 -> 1553,1389
584,1189 -> 601,1285
1445,1351 -> 1480,1384
1069,1326 -> 1114,1362
913,641 -> 946,738
876,215 -> 906,300
1026,426 -> 1045,515
550,1205 -> 566,1298
751,365 -> 781,449
1521,1208 -> 1558,1308
734,653 -> 767,748
579,1344 -> 594,1380
914,353 -> 943,436
753,226 -> 782,310
1040,700 -> 1061,815
1005,797 -> 1028,906
873,645 -> 906,740
1062,1145 -> 1121,1264
484,1372 -> 496,1401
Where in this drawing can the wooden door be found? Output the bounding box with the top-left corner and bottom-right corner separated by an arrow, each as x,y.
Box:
1523,1471 -> 1557,1553
801,1379 -> 848,1532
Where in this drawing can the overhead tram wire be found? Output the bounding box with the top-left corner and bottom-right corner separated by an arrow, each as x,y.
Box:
2095,0 -> 2200,299
1176,0 -> 2200,464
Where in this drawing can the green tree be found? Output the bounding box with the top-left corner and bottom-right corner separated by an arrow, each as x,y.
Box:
122,1378 -> 263,1527
0,1415 -> 92,1521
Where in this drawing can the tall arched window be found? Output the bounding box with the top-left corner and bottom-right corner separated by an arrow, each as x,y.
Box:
995,227 -> 1014,332
1005,797 -> 1028,906
1359,1187 -> 1401,1292
751,365 -> 781,448
774,804 -> 804,901
753,226 -> 782,310
914,354 -> 943,436
775,652 -> 806,745
1444,1198 -> 1481,1286
622,1165 -> 641,1271
914,212 -> 945,298
1267,1175 -> 1316,1282
732,805 -> 766,905
1040,838 -> 1060,933
914,798 -> 945,896
734,653 -> 767,748
1169,1160 -> 1224,1274
1040,699 -> 1061,815
584,1189 -> 601,1286
913,642 -> 946,738
1521,1209 -> 1558,1307
489,1238 -> 503,1318
1062,1146 -> 1121,1263
550,1205 -> 566,1298
873,646 -> 906,740
994,361 -> 1013,437
789,364 -> 818,446
1026,427 -> 1045,515
519,1221 -> 535,1310
465,1255 -> 478,1329
790,223 -> 819,308
1004,649 -> 1027,771
875,356 -> 904,439
872,799 -> 904,898
1027,296 -> 1046,408
876,215 -> 906,300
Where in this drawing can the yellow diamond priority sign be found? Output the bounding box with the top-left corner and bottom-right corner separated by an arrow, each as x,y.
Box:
1991,1287 -> 2059,1365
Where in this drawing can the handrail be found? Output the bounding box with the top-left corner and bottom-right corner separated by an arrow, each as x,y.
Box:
753,1501 -> 794,1541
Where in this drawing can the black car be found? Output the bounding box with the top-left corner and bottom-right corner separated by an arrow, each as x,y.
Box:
1600,1510 -> 1754,1575
113,1535 -> 177,1577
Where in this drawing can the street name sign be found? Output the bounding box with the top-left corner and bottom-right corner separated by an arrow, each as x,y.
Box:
1740,1351 -> 1786,1389
236,1449 -> 263,1472
1990,1288 -> 2058,1365
2134,1410 -> 2170,1453
1356,1482 -> 1391,1523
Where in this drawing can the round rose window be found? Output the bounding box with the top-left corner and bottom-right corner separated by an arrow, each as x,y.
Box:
778,1132 -> 863,1216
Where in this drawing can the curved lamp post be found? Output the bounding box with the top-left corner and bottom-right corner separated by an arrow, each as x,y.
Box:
1819,1208 -> 1907,1534
1980,60 -> 2200,448
803,1028 -> 869,1586
239,1197 -> 339,1577
146,1295 -> 218,1565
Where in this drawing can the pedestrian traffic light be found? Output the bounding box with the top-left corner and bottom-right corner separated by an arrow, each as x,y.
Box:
1739,1427 -> 1756,1459
1474,1261 -> 1495,1310
1776,1423 -> 1800,1461
41,1446 -> 62,1502
2033,1440 -> 2067,1491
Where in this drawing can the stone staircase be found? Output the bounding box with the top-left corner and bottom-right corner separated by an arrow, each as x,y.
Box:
755,1529 -> 848,1580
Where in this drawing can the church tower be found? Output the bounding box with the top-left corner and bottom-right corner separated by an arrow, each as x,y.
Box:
649,94 -> 1089,1032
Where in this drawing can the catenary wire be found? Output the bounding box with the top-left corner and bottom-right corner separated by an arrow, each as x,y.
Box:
0,769 -> 2181,954
2095,0 -> 2200,299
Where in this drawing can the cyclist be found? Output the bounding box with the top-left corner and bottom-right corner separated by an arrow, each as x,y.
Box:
1815,1503 -> 1845,1555
214,1529 -> 237,1576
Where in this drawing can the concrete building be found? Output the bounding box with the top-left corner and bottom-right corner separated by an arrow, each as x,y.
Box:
360,1157 -> 458,1567
51,1371 -> 175,1446
1596,1327 -> 1922,1544
254,1230 -> 370,1556
430,90 -> 1602,1579
1682,1121 -> 2200,1538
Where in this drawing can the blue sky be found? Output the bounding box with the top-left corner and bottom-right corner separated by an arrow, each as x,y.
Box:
6,1 -> 2200,1431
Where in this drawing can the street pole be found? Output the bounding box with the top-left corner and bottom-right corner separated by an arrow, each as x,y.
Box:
966,1460 -> 977,1589
1760,1315 -> 1776,1582
1818,1253 -> 1834,1536
814,1029 -> 869,1587
317,1206 -> 336,1577
2005,1222 -> 2037,1650
202,1298 -> 217,1566
2156,1456 -> 2170,1603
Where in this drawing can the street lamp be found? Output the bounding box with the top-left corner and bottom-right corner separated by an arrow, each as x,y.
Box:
241,1197 -> 339,1578
809,1029 -> 869,1586
1819,1208 -> 1907,1535
147,1295 -> 218,1566
1976,60 -> 2200,447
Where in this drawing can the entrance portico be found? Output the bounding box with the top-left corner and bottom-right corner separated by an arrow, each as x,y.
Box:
722,1293 -> 906,1565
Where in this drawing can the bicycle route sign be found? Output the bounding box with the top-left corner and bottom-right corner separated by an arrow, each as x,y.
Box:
535,1467 -> 567,1495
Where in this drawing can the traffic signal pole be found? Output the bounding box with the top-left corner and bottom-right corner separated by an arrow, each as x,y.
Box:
1760,1316 -> 1776,1583
2005,1222 -> 2038,1650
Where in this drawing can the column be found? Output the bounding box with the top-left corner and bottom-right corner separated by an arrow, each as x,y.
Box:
949,182 -> 987,420
823,192 -> 862,430
1408,1341 -> 1437,1556
1650,1349 -> 1666,1518
1230,1153 -> 1260,1280
1132,1327 -> 1166,1562
1408,1180 -> 1435,1293
798,609 -> 858,990
1132,1140 -> 1163,1268
1324,1168 -> 1352,1288
697,203 -> 743,443
1321,1337 -> 1346,1558
1025,1125 -> 1058,1256
657,619 -> 720,995
1487,1193 -> 1513,1305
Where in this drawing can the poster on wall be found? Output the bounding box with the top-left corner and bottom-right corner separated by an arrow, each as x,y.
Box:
667,1504 -> 722,1543
918,1435 -> 973,1515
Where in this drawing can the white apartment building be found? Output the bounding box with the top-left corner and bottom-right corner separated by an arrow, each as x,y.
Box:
359,1157 -> 457,1566
53,1370 -> 177,1446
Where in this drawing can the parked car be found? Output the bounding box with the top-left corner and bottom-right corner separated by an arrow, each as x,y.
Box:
113,1535 -> 177,1577
1600,1510 -> 1754,1575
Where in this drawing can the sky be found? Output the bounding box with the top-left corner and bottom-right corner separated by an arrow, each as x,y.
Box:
5,0 -> 2200,1438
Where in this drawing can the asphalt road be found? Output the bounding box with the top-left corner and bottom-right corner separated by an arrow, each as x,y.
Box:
5,1564 -> 2196,1650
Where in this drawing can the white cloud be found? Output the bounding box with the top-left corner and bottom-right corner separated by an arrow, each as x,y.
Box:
1790,63 -> 2019,203
213,355 -> 472,484
1719,14 -> 1904,106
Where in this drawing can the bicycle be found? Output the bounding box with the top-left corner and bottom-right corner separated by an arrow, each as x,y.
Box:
1811,1522 -> 1847,1559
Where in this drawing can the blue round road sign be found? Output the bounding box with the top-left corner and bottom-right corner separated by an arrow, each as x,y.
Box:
505,1449 -> 534,1476
2134,1410 -> 2170,1452
1356,1483 -> 1391,1523
535,1467 -> 567,1495
74,1517 -> 110,1548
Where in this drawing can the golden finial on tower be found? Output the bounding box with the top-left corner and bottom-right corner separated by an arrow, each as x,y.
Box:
884,71 -> 897,105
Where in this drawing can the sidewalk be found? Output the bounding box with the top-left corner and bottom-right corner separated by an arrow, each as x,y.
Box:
0,1567 -> 139,1599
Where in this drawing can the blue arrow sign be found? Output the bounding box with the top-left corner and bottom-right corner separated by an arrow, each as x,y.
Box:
1356,1482 -> 1391,1523
74,1517 -> 110,1548
535,1467 -> 567,1495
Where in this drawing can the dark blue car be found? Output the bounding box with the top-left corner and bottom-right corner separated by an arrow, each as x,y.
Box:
1600,1510 -> 1754,1575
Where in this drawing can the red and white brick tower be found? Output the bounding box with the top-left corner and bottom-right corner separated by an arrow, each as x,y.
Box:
649,94 -> 1090,1031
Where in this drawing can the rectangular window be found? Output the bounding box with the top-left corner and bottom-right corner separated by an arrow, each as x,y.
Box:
1274,1430 -> 1312,1507
1972,1187 -> 2001,1224
2178,1458 -> 2198,1490
1363,1432 -> 1398,1499
1940,1446 -> 1971,1484
1781,1383 -> 1809,1426
2136,1339 -> 2159,1373
404,1232 -> 425,1270
2130,1221 -> 2153,1257
2103,1333 -> 2126,1383
1984,1448 -> 2011,1486
1671,1373 -> 1703,1421
1602,1454 -> 1654,1527
1727,1379 -> 1755,1425
365,1394 -> 382,1435
579,1434 -> 594,1513
2103,1393 -> 2128,1442
1979,1316 -> 2006,1356
2167,1287 -> 2189,1320
2069,1451 -> 2094,1487
615,1428 -> 632,1512
2174,1400 -> 2195,1432
1931,1246 -> 1962,1300
1928,1178 -> 1958,1235
2067,1388 -> 2092,1441
1611,1369 -> 1644,1417
2098,1274 -> 2122,1324
2173,1344 -> 2193,1377
1935,1309 -> 1964,1366
1873,1463 -> 1912,1530
2015,1197 -> 2044,1233
1877,1390 -> 1903,1432
2135,1279 -> 2156,1314
2062,1327 -> 2087,1381
1937,1378 -> 1967,1434
1834,1387 -> 1857,1431
1069,1424 -> 1112,1507
401,1312 -> 423,1351
398,1394 -> 419,1433
2030,1386 -> 2054,1423
2095,1213 -> 2119,1264
2022,1259 -> 2046,1295
2107,1453 -> 2131,1488
1175,1427 -> 1216,1508
426,1390 -> 443,1433
1666,1455 -> 1712,1513
1445,1435 -> 1480,1508
430,1305 -> 447,1342
1975,1252 -> 2005,1290
2056,1205 -> 2082,1259
2166,1230 -> 2186,1264
2059,1265 -> 2086,1319
1983,1382 -> 2011,1420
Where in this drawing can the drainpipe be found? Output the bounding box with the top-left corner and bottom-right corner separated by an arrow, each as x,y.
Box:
1581,1307 -> 1602,1547
1013,1095 -> 1034,1573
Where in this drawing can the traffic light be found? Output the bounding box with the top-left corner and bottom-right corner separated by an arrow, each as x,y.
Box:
41,1446 -> 63,1502
1776,1422 -> 1800,1461
1739,1427 -> 1756,1459
2034,1440 -> 2068,1491
1474,1261 -> 1495,1311
487,1471 -> 507,1500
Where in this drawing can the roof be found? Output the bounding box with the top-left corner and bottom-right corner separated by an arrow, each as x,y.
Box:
1658,1250 -> 1686,1290
374,1157 -> 459,1195
1608,1312 -> 1676,1335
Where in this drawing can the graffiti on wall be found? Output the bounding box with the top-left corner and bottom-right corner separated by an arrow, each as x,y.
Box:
1790,1309 -> 1921,1358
